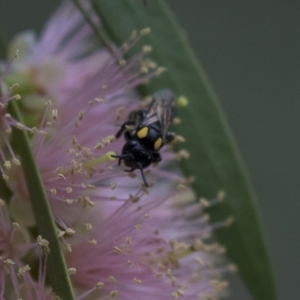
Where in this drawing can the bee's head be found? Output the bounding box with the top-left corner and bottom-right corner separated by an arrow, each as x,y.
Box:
121,140 -> 152,169
111,140 -> 153,186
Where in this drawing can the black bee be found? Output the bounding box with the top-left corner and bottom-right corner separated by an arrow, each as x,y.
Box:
113,89 -> 176,186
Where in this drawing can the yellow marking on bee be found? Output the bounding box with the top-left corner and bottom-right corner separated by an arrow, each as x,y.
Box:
137,127 -> 148,139
154,138 -> 162,151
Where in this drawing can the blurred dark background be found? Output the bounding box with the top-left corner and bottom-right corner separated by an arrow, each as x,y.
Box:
0,0 -> 299,299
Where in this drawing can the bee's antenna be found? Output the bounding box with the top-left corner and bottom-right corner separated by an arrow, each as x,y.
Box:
138,165 -> 149,187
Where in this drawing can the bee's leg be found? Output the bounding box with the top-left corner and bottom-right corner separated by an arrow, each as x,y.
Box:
124,131 -> 133,142
165,132 -> 176,144
137,165 -> 149,187
115,120 -> 135,139
118,158 -> 122,166
128,110 -> 146,122
152,152 -> 162,163
110,154 -> 133,165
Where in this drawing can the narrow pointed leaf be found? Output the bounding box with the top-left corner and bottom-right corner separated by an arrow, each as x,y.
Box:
92,1 -> 278,299
10,101 -> 74,300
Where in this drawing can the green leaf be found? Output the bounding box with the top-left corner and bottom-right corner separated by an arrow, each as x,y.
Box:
9,101 -> 75,300
92,1 -> 278,299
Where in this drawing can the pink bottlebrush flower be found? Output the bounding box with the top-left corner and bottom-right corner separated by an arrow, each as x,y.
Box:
7,0 -> 98,97
0,201 -> 52,299
66,190 -> 230,300
0,56 -> 29,180
7,1 -> 165,231
5,1 -> 231,299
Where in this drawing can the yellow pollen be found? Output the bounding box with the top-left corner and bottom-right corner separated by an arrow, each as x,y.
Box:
143,45 -> 152,53
228,263 -> 238,272
172,117 -> 181,125
218,190 -> 226,201
57,230 -> 65,238
52,109 -> 58,121
18,265 -> 30,277
174,135 -> 185,143
12,158 -> 20,165
66,244 -> 72,252
225,216 -> 235,227
13,94 -> 21,100
119,59 -> 126,66
137,127 -> 148,139
130,30 -> 138,40
94,142 -> 104,150
110,291 -> 118,298
66,228 -> 75,235
176,150 -> 190,161
155,67 -> 166,76
50,188 -> 57,195
113,246 -> 123,253
38,130 -> 47,135
140,27 -> 151,35
116,106 -> 125,118
57,173 -> 65,180
37,236 -> 50,253
78,110 -> 84,120
177,96 -> 189,107
133,278 -> 142,285
154,138 -> 162,150
4,161 -> 11,169
96,282 -> 104,289
66,187 -> 72,193
9,83 -> 19,91
12,223 -> 20,230
16,123 -> 24,130
4,258 -> 15,265
68,268 -> 76,275
177,184 -> 186,191
199,198 -> 210,208
89,239 -> 97,246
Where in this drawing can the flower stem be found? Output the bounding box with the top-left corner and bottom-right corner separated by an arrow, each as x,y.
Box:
9,101 -> 75,300
71,0 -> 120,59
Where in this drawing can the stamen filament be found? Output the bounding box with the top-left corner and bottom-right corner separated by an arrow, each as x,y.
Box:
61,151 -> 116,175
81,151 -> 116,169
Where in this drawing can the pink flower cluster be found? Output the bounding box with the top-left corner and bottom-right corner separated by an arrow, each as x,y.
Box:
0,1 -> 232,299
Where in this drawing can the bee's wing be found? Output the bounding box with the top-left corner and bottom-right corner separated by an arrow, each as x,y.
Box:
142,89 -> 176,140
